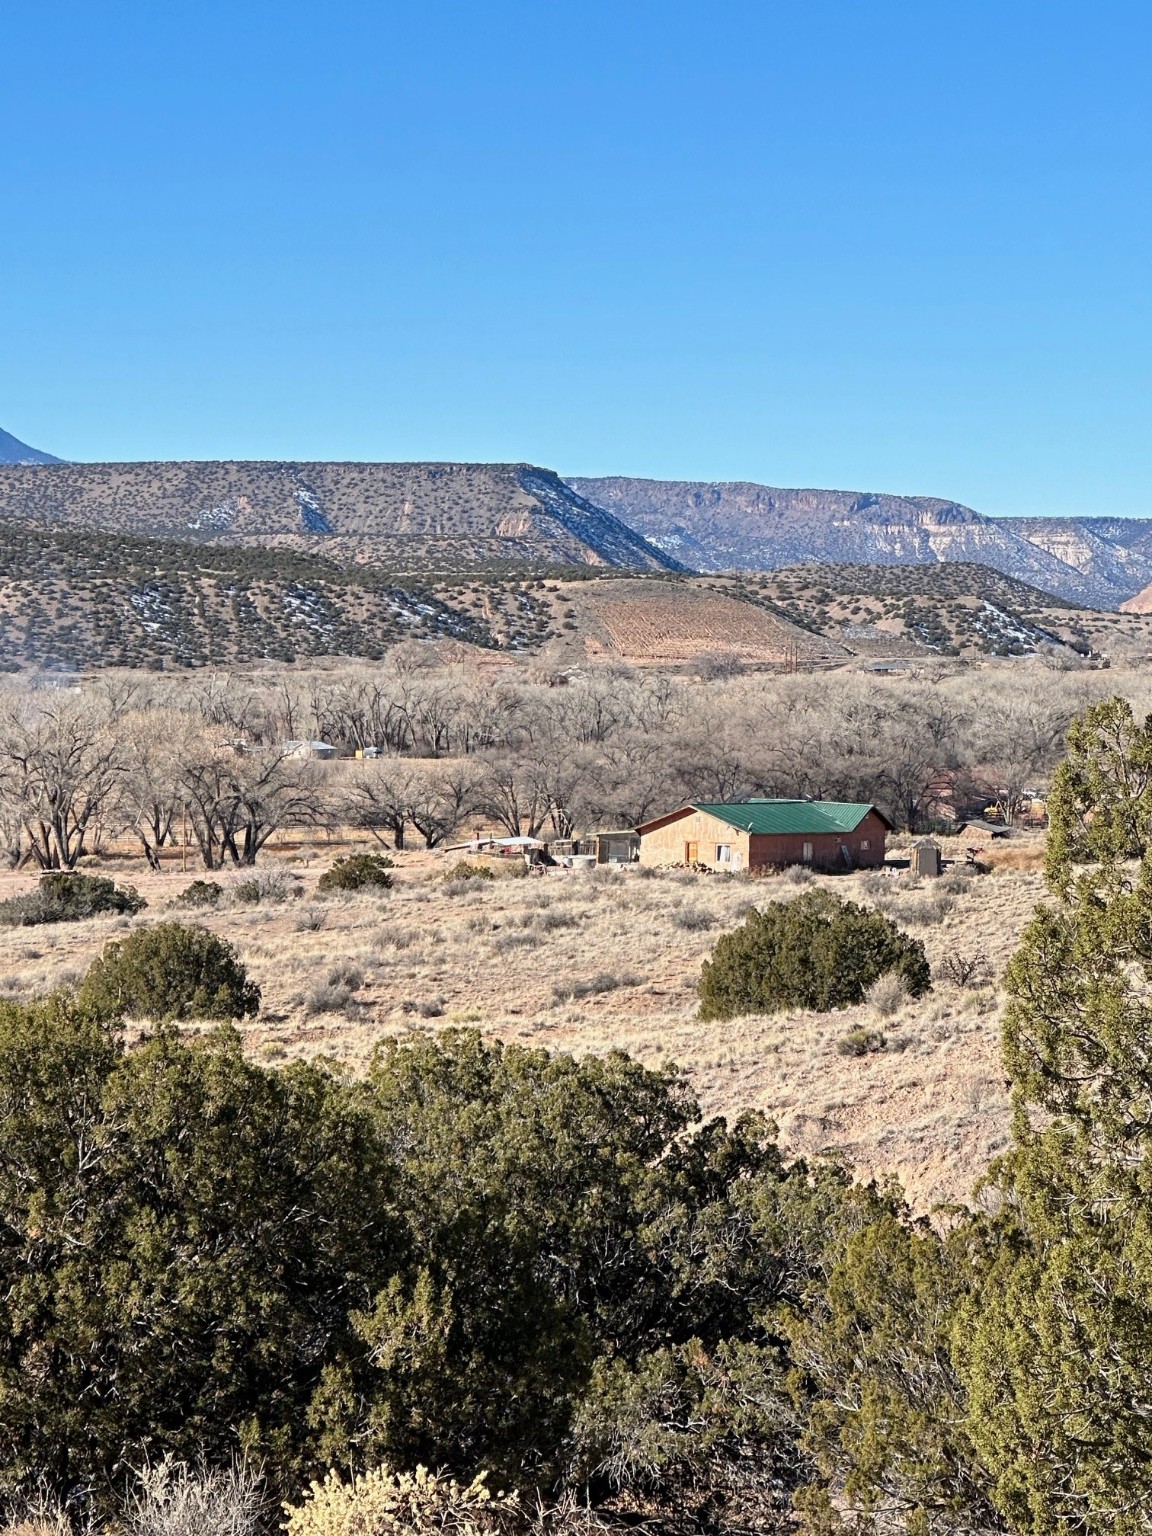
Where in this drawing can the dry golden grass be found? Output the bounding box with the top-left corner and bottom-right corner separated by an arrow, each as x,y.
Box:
982,841 -> 1047,873
0,838 -> 1048,1213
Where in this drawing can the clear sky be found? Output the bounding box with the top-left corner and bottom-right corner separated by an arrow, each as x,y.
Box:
3,1 -> 1150,516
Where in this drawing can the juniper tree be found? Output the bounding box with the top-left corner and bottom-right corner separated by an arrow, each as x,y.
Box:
958,696 -> 1152,1535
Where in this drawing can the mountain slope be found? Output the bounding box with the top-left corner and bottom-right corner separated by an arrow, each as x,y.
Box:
0,515 -> 552,670
567,476 -> 1149,608
0,460 -> 679,573
1000,516 -> 1152,602
0,516 -> 836,673
0,427 -> 61,465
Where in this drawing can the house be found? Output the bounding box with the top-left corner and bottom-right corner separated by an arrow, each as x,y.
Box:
635,800 -> 893,872
282,739 -> 336,760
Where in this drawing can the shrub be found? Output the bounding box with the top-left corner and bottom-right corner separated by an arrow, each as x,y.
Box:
317,853 -> 395,894
445,860 -> 495,883
174,879 -> 224,908
698,889 -> 931,1021
493,931 -> 541,953
897,892 -> 955,927
78,922 -> 261,1022
866,971 -> 907,1017
125,1458 -> 264,1536
536,909 -> 577,932
672,906 -> 714,931
837,1027 -> 887,1057
0,872 -> 146,928
552,972 -> 639,1004
283,1466 -> 518,1536
782,864 -> 815,885
303,983 -> 356,1017
231,869 -> 299,905
939,949 -> 992,989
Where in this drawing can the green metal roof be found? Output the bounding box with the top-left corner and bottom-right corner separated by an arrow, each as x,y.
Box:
693,800 -> 882,836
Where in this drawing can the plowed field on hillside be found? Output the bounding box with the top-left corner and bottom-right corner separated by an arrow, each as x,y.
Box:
570,580 -> 846,665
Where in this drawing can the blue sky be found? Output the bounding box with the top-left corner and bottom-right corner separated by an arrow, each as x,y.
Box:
2,1 -> 1150,516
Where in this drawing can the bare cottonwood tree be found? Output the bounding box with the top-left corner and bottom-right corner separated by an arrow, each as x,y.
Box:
115,707 -> 194,869
404,760 -> 483,847
0,698 -> 123,868
342,758 -> 421,849
475,754 -> 553,838
174,733 -> 325,868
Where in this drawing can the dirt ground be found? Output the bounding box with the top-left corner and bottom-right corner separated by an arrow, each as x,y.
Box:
0,836 -> 1048,1213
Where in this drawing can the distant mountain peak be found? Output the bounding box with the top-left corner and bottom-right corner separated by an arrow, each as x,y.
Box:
0,427 -> 61,465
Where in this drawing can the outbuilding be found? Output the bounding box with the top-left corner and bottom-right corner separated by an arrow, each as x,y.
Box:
283,739 -> 336,760
551,830 -> 640,864
635,799 -> 893,872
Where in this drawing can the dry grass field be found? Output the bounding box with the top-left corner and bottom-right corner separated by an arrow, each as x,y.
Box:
0,834 -> 1047,1213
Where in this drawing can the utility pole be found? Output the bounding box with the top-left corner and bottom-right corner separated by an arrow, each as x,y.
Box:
181,802 -> 187,875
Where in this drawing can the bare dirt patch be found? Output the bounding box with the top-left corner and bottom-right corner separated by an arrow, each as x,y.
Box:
568,579 -> 846,666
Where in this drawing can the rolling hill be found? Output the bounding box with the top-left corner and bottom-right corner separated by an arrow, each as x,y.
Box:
567,476 -> 1152,609
0,516 -> 837,673
1,507 -> 1144,673
741,562 -> 1104,659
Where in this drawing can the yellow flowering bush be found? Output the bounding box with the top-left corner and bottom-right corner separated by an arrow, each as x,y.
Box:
283,1466 -> 520,1536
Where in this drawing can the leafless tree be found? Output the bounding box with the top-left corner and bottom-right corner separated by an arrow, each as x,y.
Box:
174,733 -> 325,868
342,758 -> 421,849
0,698 -> 124,868
115,707 -> 192,869
404,760 -> 484,847
475,754 -> 553,838
592,732 -> 685,828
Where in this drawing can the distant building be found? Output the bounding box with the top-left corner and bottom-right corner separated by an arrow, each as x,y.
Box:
636,800 -> 892,872
282,739 -> 336,760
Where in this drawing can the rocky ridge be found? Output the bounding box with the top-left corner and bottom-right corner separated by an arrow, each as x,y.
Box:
567,476 -> 1152,609
0,460 -> 680,574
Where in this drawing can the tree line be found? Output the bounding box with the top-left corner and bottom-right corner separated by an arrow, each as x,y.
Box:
0,652 -> 1136,869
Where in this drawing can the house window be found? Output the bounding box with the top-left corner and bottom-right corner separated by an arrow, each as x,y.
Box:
716,844 -> 732,863
860,839 -> 870,851
802,842 -> 813,863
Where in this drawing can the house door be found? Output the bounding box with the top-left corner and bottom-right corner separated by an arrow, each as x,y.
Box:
685,841 -> 698,863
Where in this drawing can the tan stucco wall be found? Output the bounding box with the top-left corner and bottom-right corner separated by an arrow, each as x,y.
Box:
638,810 -> 752,870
